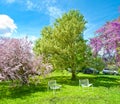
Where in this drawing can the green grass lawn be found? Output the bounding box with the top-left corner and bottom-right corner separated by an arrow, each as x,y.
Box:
0,71 -> 120,104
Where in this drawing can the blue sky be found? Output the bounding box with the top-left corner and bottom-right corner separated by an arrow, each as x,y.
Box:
0,0 -> 120,41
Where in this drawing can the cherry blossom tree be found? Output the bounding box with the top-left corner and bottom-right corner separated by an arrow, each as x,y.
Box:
0,37 -> 52,85
90,17 -> 120,66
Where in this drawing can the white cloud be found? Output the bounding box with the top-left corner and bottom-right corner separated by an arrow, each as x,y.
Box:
4,0 -> 64,26
47,6 -> 63,19
47,6 -> 64,24
12,32 -> 38,42
42,0 -> 64,23
24,0 -> 64,23
6,0 -> 16,4
83,23 -> 97,40
27,35 -> 38,47
26,0 -> 35,10
43,0 -> 56,7
0,14 -> 17,37
28,35 -> 38,42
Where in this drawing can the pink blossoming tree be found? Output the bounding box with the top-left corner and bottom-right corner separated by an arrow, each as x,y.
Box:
0,37 -> 52,85
90,17 -> 120,66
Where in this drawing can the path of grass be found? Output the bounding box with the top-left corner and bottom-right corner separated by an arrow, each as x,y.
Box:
0,71 -> 120,104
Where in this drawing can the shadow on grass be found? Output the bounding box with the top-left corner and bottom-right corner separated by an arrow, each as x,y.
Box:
0,74 -> 120,99
0,82 -> 47,99
45,74 -> 120,88
91,75 -> 120,88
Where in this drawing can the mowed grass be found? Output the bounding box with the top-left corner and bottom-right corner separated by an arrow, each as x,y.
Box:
0,71 -> 120,104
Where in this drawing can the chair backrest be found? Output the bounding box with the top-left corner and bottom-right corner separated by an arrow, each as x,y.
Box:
48,80 -> 56,87
79,79 -> 89,87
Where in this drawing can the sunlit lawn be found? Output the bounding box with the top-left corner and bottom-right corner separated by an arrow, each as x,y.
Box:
0,71 -> 120,104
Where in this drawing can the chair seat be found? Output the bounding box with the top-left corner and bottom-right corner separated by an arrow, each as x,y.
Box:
81,83 -> 92,87
50,85 -> 62,90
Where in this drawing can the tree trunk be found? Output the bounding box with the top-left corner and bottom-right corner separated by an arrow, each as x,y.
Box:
71,70 -> 76,80
21,75 -> 29,85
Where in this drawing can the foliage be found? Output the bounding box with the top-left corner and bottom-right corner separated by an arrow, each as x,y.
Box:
90,17 -> 120,66
91,56 -> 105,70
0,37 -> 52,85
106,64 -> 118,70
34,10 -> 87,80
82,46 -> 105,71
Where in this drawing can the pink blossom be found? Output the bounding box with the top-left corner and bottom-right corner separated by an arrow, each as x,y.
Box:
90,17 -> 120,65
0,37 -> 53,85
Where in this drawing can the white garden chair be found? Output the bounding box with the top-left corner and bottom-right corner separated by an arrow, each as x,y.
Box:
48,80 -> 62,94
79,79 -> 93,91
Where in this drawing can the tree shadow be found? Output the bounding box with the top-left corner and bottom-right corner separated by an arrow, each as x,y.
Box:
91,75 -> 120,88
45,74 -> 120,88
0,81 -> 47,99
0,74 -> 119,99
45,75 -> 78,86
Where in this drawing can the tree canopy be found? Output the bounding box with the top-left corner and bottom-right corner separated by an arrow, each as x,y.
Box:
34,10 -> 87,79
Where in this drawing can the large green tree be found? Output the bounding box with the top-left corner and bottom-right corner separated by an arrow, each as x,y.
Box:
34,10 -> 87,80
